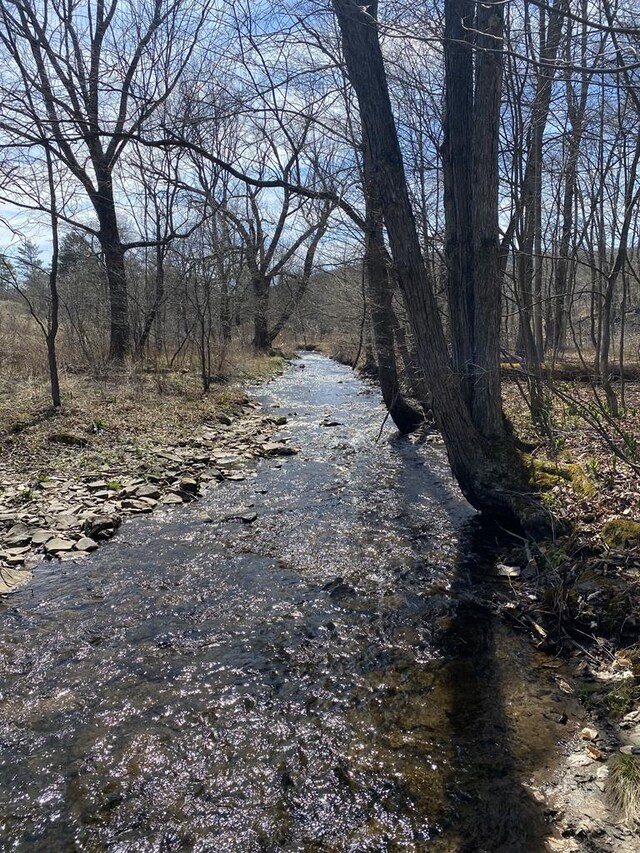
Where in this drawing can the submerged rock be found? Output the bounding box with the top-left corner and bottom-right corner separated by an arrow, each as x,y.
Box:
0,566 -> 32,594
261,442 -> 298,457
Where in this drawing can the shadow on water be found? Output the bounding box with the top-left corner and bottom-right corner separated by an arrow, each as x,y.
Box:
387,436 -> 551,851
436,518 -> 549,853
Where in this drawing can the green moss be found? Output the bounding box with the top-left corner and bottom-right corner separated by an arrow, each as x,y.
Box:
577,678 -> 638,720
524,456 -> 596,498
602,518 -> 640,549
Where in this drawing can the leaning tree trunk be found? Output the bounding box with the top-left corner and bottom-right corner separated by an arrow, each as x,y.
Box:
92,175 -> 131,361
332,0 -> 539,522
364,183 -> 423,433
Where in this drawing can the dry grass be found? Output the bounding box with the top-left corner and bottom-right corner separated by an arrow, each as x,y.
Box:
0,349 -> 287,487
608,753 -> 640,824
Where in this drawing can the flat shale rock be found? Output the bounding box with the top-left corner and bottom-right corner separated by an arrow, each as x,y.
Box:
45,538 -> 75,554
74,537 -> 98,552
55,514 -> 82,531
47,432 -> 89,447
135,485 -> 161,500
31,530 -> 56,546
0,566 -> 33,594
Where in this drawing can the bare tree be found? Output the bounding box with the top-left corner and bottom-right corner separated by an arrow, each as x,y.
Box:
0,0 -> 208,360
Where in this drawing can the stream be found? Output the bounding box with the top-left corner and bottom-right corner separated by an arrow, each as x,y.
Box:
0,353 -> 574,852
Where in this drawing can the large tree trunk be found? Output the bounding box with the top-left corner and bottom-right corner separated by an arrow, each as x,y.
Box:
92,176 -> 131,361
443,0 -> 475,411
332,0 -> 538,522
469,0 -> 506,438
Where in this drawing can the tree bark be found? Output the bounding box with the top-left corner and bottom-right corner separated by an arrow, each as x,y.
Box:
92,175 -> 131,361
331,0 -> 538,522
470,0 -> 506,438
252,274 -> 271,350
45,147 -> 61,408
443,0 -> 475,410
364,182 -> 423,433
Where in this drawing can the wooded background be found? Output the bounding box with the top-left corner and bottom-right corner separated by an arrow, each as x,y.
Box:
1,0 -> 640,515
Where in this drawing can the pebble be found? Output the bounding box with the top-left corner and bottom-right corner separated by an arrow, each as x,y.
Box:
580,727 -> 599,742
585,743 -> 606,761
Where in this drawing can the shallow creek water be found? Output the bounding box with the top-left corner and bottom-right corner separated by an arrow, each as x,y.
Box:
0,354 -> 575,852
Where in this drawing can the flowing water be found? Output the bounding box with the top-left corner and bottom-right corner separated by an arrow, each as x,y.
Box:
0,354 -> 573,852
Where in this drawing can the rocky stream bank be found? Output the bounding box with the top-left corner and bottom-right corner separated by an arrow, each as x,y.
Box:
0,367 -> 295,595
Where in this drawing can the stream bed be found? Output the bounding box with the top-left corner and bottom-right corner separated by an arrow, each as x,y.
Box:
0,354 -> 576,852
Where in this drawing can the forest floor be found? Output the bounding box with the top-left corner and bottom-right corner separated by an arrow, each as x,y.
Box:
0,353 -> 291,594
